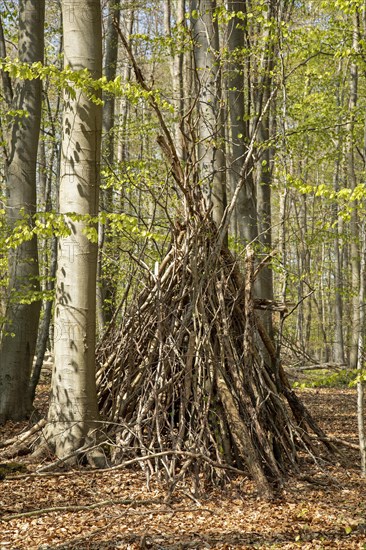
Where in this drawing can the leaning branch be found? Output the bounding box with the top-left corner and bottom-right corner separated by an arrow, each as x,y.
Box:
113,18 -> 188,201
0,419 -> 46,449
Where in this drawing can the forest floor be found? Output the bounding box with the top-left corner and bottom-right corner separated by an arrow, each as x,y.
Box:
0,386 -> 365,549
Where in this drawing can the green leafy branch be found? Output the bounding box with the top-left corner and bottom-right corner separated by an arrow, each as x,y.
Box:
0,58 -> 173,112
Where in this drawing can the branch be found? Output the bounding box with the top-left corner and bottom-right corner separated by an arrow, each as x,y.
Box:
32,448 -> 246,478
113,18 -> 188,201
254,299 -> 289,313
0,498 -> 163,522
290,363 -> 346,372
105,450 -> 246,475
0,419 -> 46,449
314,435 -> 360,451
283,290 -> 314,321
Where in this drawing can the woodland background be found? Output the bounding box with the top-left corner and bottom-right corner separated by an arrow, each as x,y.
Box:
0,0 -> 366,529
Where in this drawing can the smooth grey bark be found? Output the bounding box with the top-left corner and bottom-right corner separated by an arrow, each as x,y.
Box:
330,61 -> 345,364
29,87 -> 62,394
332,141 -> 345,364
348,14 -> 360,370
227,0 -> 257,243
103,0 -> 120,167
0,0 -> 44,423
191,0 -> 226,227
253,0 -> 278,339
97,0 -> 121,331
116,9 -> 134,169
357,225 -> 366,476
29,236 -> 57,402
45,0 -> 103,459
293,188 -> 310,354
227,1 -> 281,342
165,0 -> 186,160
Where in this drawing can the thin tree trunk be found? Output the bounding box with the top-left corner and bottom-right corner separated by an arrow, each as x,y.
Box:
227,0 -> 257,243
0,14 -> 13,105
97,0 -> 121,331
357,222 -> 366,476
117,10 -> 134,169
333,152 -> 345,363
29,236 -> 57,403
348,14 -> 360,370
29,84 -> 62,401
165,0 -> 186,160
191,0 -> 226,227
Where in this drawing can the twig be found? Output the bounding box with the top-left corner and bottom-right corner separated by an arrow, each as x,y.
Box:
314,436 -> 360,451
283,290 -> 314,321
103,450 -> 247,476
14,449 -> 246,479
0,418 -> 46,449
0,498 -> 162,522
35,440 -> 109,473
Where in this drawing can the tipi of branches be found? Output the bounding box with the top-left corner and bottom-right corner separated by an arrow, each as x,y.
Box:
96,22 -> 335,498
96,203 -> 334,498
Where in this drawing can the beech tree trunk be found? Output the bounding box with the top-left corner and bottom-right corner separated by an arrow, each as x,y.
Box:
165,0 -> 187,160
348,14 -> 360,370
191,0 -> 226,227
44,0 -> 103,460
97,0 -> 121,331
357,223 -> 366,476
227,0 -> 258,243
0,0 -> 44,423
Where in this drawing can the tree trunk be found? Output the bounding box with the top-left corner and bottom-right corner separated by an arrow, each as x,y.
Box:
165,0 -> 187,161
44,0 -> 103,461
227,0 -> 258,243
97,0 -> 121,331
191,0 -> 226,227
0,0 -> 44,423
29,88 -> 62,402
29,236 -> 57,403
348,14 -> 360,370
333,150 -> 345,363
357,222 -> 366,476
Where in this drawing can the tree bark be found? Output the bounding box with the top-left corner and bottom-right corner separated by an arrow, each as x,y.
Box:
191,0 -> 226,227
357,222 -> 366,476
0,0 -> 44,423
96,0 -> 121,331
44,0 -> 103,460
227,0 -> 258,243
165,0 -> 187,160
348,13 -> 360,370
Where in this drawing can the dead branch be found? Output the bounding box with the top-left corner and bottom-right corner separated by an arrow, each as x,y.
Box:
0,419 -> 46,450
96,216 -> 335,495
0,498 -> 163,522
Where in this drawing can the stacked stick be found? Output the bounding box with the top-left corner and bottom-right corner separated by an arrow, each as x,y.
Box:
96,211 -> 334,497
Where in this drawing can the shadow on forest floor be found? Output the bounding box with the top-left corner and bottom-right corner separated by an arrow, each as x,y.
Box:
0,389 -> 365,550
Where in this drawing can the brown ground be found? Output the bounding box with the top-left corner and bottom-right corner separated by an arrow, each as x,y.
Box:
0,388 -> 365,549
